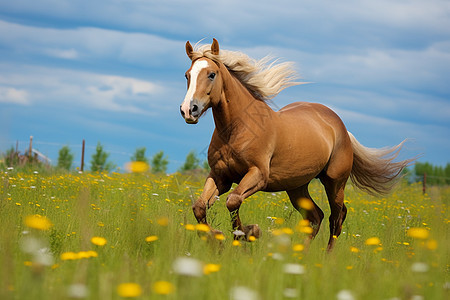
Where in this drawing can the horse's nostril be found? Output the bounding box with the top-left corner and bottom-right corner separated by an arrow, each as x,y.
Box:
180,106 -> 185,117
192,104 -> 198,112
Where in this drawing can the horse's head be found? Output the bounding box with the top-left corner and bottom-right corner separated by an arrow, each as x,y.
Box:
180,38 -> 222,124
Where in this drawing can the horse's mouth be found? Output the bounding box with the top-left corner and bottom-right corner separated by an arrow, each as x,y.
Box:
185,118 -> 198,124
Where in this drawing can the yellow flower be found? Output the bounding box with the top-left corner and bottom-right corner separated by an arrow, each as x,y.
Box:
24,214 -> 53,230
293,244 -> 305,252
157,217 -> 169,226
61,252 -> 78,261
125,161 -> 149,173
350,246 -> 360,253
185,224 -> 195,231
232,240 -> 241,247
91,236 -> 107,246
117,283 -> 142,298
248,235 -> 257,242
299,198 -> 314,210
204,263 -> 221,275
214,233 -> 226,241
281,228 -> 294,235
407,228 -> 429,240
152,281 -> 175,295
195,224 -> 210,232
365,237 -> 381,246
425,239 -> 438,250
145,235 -> 158,242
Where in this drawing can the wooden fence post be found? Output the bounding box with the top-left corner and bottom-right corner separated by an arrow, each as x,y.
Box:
80,139 -> 85,172
422,173 -> 427,195
28,136 -> 33,161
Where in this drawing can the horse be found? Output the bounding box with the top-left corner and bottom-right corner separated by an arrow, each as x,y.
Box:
180,39 -> 413,251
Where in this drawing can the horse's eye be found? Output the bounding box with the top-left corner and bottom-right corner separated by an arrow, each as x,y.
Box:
208,72 -> 216,80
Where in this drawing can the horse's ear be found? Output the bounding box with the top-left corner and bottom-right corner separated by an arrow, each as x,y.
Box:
211,38 -> 219,55
186,41 -> 194,60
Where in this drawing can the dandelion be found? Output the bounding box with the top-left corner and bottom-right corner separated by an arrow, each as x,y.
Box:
248,235 -> 257,242
292,244 -> 305,252
204,263 -> 221,275
61,252 -> 79,261
124,161 -> 149,173
232,240 -> 241,247
215,233 -> 226,241
407,228 -> 429,240
185,224 -> 195,231
24,214 -> 53,231
365,237 -> 381,246
117,283 -> 142,298
145,235 -> 158,242
152,281 -> 175,295
157,217 -> 169,226
298,198 -> 314,210
91,236 -> 107,246
196,224 -> 210,232
350,246 -> 360,253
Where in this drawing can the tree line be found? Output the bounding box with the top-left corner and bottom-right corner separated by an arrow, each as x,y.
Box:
0,142 -> 209,174
411,161 -> 450,185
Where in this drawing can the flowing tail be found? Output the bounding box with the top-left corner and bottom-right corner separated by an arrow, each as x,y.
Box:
348,132 -> 415,196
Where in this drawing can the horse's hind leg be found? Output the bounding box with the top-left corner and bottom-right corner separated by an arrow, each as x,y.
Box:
287,184 -> 324,246
320,175 -> 348,252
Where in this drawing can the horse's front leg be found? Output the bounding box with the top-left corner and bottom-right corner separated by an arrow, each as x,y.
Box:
227,167 -> 266,241
192,175 -> 230,232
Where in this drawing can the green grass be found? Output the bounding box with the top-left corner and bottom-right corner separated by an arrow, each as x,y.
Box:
0,170 -> 448,299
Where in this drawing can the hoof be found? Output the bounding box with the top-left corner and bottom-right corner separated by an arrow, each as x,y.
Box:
244,224 -> 261,239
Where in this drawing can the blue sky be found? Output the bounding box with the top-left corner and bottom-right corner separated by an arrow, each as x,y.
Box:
0,0 -> 449,172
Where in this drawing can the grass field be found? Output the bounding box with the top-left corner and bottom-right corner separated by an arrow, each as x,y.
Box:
0,169 -> 448,299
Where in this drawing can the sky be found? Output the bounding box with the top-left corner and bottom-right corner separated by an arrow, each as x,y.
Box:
0,0 -> 449,172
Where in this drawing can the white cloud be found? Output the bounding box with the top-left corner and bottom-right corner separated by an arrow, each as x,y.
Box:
0,64 -> 167,114
0,87 -> 29,105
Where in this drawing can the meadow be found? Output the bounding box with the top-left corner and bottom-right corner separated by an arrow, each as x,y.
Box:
0,169 -> 448,300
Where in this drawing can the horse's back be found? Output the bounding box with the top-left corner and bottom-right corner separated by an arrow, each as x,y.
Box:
265,102 -> 352,190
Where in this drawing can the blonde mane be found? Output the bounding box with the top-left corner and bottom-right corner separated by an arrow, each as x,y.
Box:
190,43 -> 301,101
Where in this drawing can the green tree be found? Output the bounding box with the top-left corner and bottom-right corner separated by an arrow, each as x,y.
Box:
151,151 -> 169,174
90,142 -> 115,172
178,151 -> 200,173
57,146 -> 74,170
131,147 -> 149,163
4,146 -> 19,167
202,160 -> 210,172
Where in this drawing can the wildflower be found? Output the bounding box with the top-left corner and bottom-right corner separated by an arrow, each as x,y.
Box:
117,283 -> 142,298
425,239 -> 438,250
299,198 -> 314,210
292,244 -> 304,252
248,235 -> 257,242
231,286 -> 260,300
145,235 -> 158,242
283,263 -> 305,275
68,283 -> 88,298
215,233 -> 226,241
173,257 -> 203,277
204,263 -> 221,275
152,281 -> 175,295
157,217 -> 169,226
407,228 -> 429,240
91,236 -> 107,246
196,224 -> 210,232
350,246 -> 360,253
61,252 -> 78,261
125,161 -> 149,173
336,289 -> 355,300
232,240 -> 241,247
24,214 -> 53,231
365,237 -> 381,246
185,224 -> 195,231
283,288 -> 299,298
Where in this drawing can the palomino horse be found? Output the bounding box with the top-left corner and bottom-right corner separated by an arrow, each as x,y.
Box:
180,39 -> 413,251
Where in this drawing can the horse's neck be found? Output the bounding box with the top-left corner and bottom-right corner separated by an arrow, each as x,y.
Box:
212,67 -> 273,135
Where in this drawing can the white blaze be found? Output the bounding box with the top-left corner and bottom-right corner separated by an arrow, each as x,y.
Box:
181,60 -> 209,117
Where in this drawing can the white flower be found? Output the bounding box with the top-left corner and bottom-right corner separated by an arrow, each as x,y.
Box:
172,257 -> 203,277
337,289 -> 355,300
283,263 -> 305,275
411,262 -> 429,273
230,286 -> 260,300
